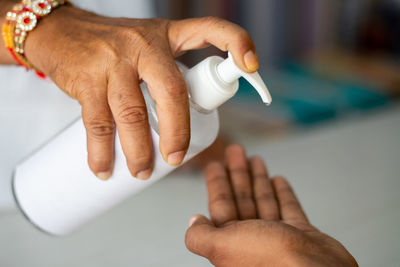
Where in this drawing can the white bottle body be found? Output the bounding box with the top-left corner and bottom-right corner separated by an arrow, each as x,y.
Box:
12,66 -> 219,236
12,52 -> 272,236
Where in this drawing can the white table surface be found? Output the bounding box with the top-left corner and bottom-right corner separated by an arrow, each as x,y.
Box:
1,104 -> 399,267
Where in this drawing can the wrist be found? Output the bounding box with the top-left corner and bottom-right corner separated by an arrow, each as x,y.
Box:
2,0 -> 71,74
23,3 -> 65,71
24,4 -> 94,75
0,0 -> 19,64
284,249 -> 358,267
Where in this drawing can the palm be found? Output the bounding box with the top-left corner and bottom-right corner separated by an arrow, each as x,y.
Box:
185,145 -> 358,267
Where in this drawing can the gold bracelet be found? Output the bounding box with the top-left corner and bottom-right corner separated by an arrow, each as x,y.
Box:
2,0 -> 69,78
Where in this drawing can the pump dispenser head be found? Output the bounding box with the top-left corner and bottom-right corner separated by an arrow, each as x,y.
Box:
216,53 -> 272,105
184,52 -> 272,112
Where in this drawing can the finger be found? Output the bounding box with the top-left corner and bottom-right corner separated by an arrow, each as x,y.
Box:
168,17 -> 259,72
185,214 -> 216,259
249,156 -> 280,220
108,63 -> 153,180
138,47 -> 190,166
226,144 -> 257,220
206,162 -> 238,226
80,85 -> 115,180
272,176 -> 309,223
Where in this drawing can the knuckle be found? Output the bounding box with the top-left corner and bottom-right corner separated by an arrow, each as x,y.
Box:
166,130 -> 190,150
279,186 -> 294,197
256,192 -> 276,202
127,154 -> 153,176
123,26 -> 145,40
129,154 -> 152,168
234,190 -> 252,200
282,199 -> 300,209
211,192 -> 234,205
162,127 -> 190,148
234,30 -> 254,52
253,174 -> 268,181
151,17 -> 168,26
118,26 -> 154,51
202,16 -> 223,26
171,127 -> 190,139
89,158 -> 112,172
95,40 -> 120,63
144,18 -> 169,32
230,168 -> 248,176
274,175 -> 287,183
250,155 -> 264,162
208,175 -> 228,186
117,104 -> 148,126
236,29 -> 252,42
90,157 -> 111,166
66,74 -> 92,101
85,119 -> 115,139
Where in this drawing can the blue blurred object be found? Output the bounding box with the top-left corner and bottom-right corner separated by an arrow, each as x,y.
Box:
235,61 -> 390,126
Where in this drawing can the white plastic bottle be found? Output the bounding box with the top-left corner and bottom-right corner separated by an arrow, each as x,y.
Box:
12,53 -> 272,236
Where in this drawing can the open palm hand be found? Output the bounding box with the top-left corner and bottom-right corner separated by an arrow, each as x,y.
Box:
185,144 -> 358,267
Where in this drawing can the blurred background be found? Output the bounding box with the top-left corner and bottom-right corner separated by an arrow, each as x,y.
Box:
1,0 -> 399,267
156,0 -> 400,138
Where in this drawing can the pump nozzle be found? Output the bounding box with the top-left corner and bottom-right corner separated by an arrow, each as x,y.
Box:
216,52 -> 272,105
184,52 -> 272,111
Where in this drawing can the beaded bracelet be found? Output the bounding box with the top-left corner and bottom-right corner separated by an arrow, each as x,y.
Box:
2,0 -> 68,78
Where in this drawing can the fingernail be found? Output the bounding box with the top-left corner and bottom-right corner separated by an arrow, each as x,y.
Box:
135,168 -> 153,180
96,171 -> 112,181
244,50 -> 259,72
167,151 -> 185,166
188,215 -> 198,227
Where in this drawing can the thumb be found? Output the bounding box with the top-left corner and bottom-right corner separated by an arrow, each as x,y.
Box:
185,214 -> 216,258
168,17 -> 259,73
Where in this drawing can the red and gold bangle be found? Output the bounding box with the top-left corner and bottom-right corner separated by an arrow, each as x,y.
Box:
1,0 -> 68,78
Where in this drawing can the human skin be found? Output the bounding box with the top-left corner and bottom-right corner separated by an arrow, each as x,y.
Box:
0,0 -> 259,180
185,144 -> 359,267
